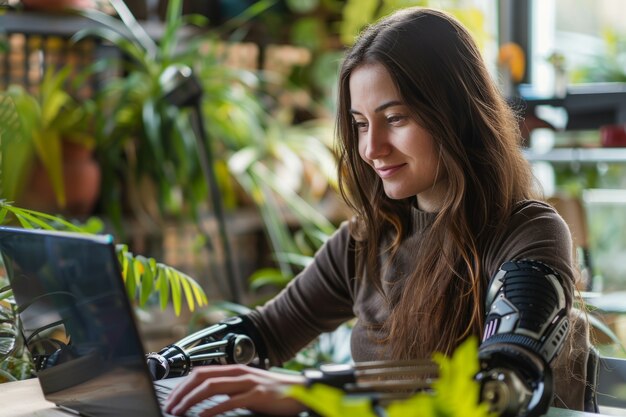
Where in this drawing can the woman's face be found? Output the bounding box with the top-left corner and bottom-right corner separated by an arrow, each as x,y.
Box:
349,62 -> 447,212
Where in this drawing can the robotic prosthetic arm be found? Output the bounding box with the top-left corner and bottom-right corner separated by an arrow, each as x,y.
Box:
147,260 -> 570,417
476,260 -> 570,417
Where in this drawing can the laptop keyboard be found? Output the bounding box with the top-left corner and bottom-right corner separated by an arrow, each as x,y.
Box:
154,382 -> 252,417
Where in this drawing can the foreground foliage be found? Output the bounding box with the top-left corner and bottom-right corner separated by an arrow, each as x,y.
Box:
288,337 -> 493,417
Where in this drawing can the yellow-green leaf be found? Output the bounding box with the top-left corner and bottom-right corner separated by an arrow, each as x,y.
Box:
190,279 -> 208,306
137,255 -> 153,307
179,272 -> 195,312
167,267 -> 182,316
125,252 -> 137,300
156,267 -> 169,311
14,214 -> 34,229
32,130 -> 65,208
0,207 -> 7,224
287,384 -> 377,417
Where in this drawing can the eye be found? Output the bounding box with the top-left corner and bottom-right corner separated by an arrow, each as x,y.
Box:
353,119 -> 368,132
386,114 -> 408,125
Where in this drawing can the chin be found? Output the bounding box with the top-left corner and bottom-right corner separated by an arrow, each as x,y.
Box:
382,188 -> 413,200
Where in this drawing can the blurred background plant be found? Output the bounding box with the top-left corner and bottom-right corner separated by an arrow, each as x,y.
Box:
74,0 -> 217,232
570,28 -> 626,83
71,0 -> 343,304
0,65 -> 100,218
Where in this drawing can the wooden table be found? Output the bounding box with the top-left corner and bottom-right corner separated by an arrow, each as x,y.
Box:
0,377 -> 622,417
1,378 -> 70,417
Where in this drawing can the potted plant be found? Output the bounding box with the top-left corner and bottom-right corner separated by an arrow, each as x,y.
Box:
71,0 -> 232,230
0,65 -> 101,218
74,0 -> 342,299
0,200 -> 208,383
571,28 -> 626,84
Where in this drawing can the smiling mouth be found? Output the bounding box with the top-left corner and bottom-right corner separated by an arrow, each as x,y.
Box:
375,164 -> 406,178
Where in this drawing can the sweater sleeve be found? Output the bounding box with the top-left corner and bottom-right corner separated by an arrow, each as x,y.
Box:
247,223 -> 356,365
483,200 -> 577,307
484,200 -> 590,410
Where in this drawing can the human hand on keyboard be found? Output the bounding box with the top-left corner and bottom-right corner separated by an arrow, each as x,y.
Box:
163,364 -> 307,417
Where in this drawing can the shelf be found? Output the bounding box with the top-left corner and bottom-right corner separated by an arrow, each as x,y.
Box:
518,83 -> 626,131
524,147 -> 626,164
0,9 -> 201,92
0,9 -> 200,39
0,10 -> 97,37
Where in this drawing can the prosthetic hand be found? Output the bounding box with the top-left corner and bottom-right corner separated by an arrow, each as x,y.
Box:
477,260 -> 570,417
146,315 -> 268,380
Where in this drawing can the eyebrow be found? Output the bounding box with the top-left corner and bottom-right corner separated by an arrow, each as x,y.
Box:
350,100 -> 404,115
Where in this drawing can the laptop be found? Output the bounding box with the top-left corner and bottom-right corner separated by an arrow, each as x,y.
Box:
0,226 -> 252,417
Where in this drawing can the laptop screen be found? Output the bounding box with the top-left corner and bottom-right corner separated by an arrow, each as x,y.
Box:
0,227 -> 163,417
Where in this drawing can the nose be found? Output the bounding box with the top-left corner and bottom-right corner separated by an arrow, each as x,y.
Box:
361,124 -> 391,161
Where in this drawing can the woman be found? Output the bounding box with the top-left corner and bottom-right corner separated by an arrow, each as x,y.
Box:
165,7 -> 590,416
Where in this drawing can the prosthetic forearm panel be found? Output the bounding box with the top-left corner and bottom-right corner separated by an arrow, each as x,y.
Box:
478,259 -> 570,417
481,259 -> 569,364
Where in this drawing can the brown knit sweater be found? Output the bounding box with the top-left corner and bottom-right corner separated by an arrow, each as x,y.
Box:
248,200 -> 590,410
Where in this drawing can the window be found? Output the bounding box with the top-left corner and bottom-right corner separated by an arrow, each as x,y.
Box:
531,0 -> 626,95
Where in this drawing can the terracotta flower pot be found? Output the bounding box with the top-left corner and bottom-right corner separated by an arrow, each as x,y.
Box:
21,0 -> 95,12
17,141 -> 101,218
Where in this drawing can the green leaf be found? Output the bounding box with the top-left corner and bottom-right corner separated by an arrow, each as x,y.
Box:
161,0 -> 183,58
137,255 -> 153,307
288,384 -> 378,417
274,252 -> 314,268
117,245 -> 129,281
142,98 -> 164,162
189,278 -> 208,306
0,207 -> 9,225
81,217 -> 106,234
41,87 -> 70,128
125,252 -> 137,300
112,243 -> 207,313
286,0 -> 319,14
14,214 -> 34,229
0,286 -> 13,301
251,163 -> 335,234
340,0 -> 379,45
430,337 -> 492,417
8,207 -> 84,232
15,212 -> 54,230
291,17 -> 325,50
167,267 -> 182,316
0,368 -> 18,382
209,300 -> 251,316
155,265 -> 170,311
0,334 -> 16,357
248,268 -> 292,292
108,0 -> 158,59
179,272 -> 195,312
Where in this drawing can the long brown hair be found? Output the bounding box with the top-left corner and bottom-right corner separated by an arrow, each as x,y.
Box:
336,8 -> 539,359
